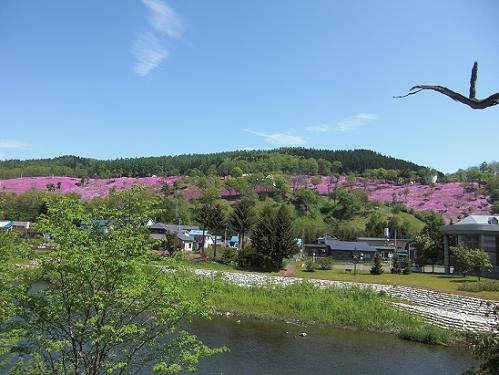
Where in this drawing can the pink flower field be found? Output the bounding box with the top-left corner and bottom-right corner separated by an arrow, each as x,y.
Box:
310,176 -> 491,222
0,175 -> 492,222
0,176 -> 182,200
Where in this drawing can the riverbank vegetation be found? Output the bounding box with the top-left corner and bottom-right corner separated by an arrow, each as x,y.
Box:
182,273 -> 454,345
174,258 -> 499,300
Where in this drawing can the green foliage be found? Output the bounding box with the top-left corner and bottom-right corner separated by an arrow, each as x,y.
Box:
365,212 -> 387,237
235,245 -> 257,269
316,257 -> 333,270
458,281 -> 499,292
467,249 -> 493,281
0,191 -> 50,221
0,231 -> 29,325
390,253 -> 402,274
301,258 -> 316,272
199,277 -> 451,344
231,166 -> 243,177
293,188 -> 319,216
452,246 -> 493,280
415,233 -> 434,267
0,149 -> 427,179
0,197 -> 223,374
330,187 -> 364,220
414,211 -> 444,265
464,304 -> 499,375
400,257 -> 412,274
399,326 -> 450,345
370,252 -> 384,275
244,204 -> 298,271
221,247 -> 238,266
206,202 -> 227,258
294,216 -> 327,243
229,200 -> 255,250
164,231 -> 178,253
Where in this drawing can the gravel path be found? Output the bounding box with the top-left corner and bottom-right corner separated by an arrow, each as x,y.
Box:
188,268 -> 498,332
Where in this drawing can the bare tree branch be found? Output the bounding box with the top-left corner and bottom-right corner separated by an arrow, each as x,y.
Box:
469,61 -> 478,99
394,62 -> 499,109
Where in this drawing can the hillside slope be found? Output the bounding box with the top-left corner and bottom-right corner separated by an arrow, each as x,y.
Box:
0,176 -> 490,222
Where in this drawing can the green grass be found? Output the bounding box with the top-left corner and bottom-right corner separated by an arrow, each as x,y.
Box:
174,258 -> 499,300
288,267 -> 499,300
182,274 -> 455,345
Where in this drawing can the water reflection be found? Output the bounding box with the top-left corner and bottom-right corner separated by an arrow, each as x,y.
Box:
190,316 -> 477,375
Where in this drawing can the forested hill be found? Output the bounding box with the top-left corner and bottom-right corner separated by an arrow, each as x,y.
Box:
0,148 -> 429,179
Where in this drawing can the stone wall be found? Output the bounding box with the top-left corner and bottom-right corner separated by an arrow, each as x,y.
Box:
187,269 -> 499,332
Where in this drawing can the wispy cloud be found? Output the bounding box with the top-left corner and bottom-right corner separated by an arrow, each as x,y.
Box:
133,0 -> 184,76
0,140 -> 26,149
143,0 -> 183,38
336,113 -> 379,132
243,129 -> 307,146
133,32 -> 168,77
305,124 -> 330,133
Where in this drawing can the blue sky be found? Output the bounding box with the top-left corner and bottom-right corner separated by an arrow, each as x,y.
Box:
0,0 -> 498,173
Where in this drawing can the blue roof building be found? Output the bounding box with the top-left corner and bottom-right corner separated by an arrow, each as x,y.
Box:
0,220 -> 13,230
324,239 -> 375,261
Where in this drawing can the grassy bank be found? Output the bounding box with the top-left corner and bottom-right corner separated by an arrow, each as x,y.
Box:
175,258 -> 499,300
182,272 -> 455,345
289,267 -> 499,300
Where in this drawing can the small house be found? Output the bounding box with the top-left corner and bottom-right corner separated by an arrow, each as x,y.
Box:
324,239 -> 376,261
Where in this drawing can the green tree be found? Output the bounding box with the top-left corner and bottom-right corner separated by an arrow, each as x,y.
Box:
417,211 -> 444,269
390,253 -> 402,274
370,252 -> 384,275
195,202 -> 213,259
229,200 -> 254,250
467,249 -> 493,281
164,231 -> 178,254
294,216 -> 327,243
0,196 -> 223,374
273,204 -> 299,270
0,231 -> 28,323
231,166 -> 243,177
207,202 -> 227,258
414,233 -> 434,269
293,188 -> 318,217
331,188 -> 362,220
451,245 -> 473,277
450,245 -> 492,279
365,212 -> 387,237
251,205 -> 277,271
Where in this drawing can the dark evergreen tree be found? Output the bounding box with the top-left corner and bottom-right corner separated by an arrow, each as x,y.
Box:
370,252 -> 384,275
273,204 -> 299,270
229,200 -> 254,250
250,205 -> 277,271
195,202 -> 213,259
206,202 -> 226,258
390,253 -> 402,274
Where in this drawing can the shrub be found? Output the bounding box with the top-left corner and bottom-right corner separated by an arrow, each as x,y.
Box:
302,258 -> 315,272
458,280 -> 499,292
400,258 -> 412,274
399,326 -> 449,345
221,248 -> 238,266
236,245 -> 257,269
316,257 -> 333,270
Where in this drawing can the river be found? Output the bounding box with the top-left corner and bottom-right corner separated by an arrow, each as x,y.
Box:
189,316 -> 478,375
